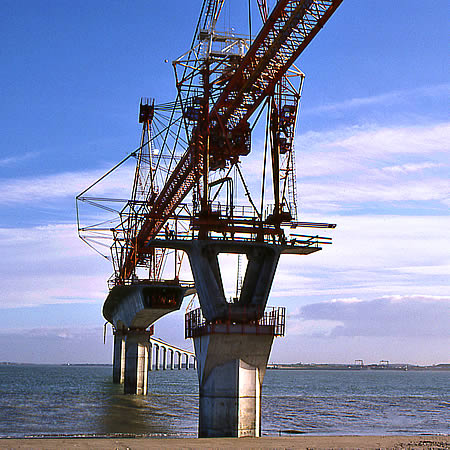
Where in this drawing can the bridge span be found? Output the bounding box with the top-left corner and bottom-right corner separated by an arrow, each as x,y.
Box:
149,336 -> 196,371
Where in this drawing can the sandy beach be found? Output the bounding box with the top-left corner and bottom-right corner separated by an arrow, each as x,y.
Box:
0,435 -> 448,449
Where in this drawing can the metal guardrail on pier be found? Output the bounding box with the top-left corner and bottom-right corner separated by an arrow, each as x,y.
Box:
107,276 -> 195,290
185,306 -> 286,338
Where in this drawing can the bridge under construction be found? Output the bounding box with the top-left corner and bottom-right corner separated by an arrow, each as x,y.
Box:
77,0 -> 342,438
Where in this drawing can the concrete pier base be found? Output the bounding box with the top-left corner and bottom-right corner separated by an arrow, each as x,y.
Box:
112,330 -> 126,384
124,330 -> 151,395
103,281 -> 194,392
193,330 -> 274,438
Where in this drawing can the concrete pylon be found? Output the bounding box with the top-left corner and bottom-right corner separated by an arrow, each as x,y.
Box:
194,330 -> 274,437
112,330 -> 126,384
185,241 -> 284,437
124,330 -> 151,395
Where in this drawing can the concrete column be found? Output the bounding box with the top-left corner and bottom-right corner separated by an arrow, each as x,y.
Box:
162,346 -> 167,370
148,341 -> 153,371
177,351 -> 182,369
170,349 -> 175,370
112,330 -> 126,384
185,353 -> 189,370
193,330 -> 274,438
154,344 -> 160,370
124,330 -> 151,395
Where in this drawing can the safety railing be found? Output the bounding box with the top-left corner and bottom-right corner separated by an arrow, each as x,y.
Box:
185,306 -> 286,338
108,276 -> 195,290
147,228 -> 331,247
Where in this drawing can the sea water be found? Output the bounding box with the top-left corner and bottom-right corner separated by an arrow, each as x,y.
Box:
0,365 -> 448,438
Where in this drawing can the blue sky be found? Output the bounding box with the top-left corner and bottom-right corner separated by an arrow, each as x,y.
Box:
0,0 -> 448,365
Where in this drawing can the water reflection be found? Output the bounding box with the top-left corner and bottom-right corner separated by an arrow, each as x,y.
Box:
97,371 -> 198,437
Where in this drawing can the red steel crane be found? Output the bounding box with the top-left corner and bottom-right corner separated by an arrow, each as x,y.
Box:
76,0 -> 341,286
119,0 -> 342,281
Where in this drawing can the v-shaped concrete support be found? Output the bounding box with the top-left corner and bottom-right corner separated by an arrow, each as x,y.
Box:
185,241 -> 282,437
186,241 -> 282,322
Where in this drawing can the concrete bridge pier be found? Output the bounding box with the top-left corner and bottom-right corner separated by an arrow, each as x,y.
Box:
170,349 -> 175,370
193,330 -> 274,437
124,329 -> 151,395
182,241 -> 291,437
154,343 -> 160,370
103,281 -> 195,391
112,330 -> 126,384
162,346 -> 167,370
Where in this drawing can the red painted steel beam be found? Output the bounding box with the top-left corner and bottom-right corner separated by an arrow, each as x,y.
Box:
121,150 -> 202,280
212,0 -> 343,130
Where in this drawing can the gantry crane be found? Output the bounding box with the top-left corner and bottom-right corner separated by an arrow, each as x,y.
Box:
76,0 -> 341,288
120,0 -> 341,283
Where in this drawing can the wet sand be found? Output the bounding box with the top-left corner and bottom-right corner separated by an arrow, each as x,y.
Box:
0,435 -> 448,449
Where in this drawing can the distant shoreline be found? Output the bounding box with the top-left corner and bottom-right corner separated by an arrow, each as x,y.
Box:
268,363 -> 450,371
1,362 -> 449,371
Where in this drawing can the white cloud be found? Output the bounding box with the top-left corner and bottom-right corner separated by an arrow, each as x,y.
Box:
1,121 -> 447,218
298,177 -> 449,211
303,83 -> 450,115
286,317 -> 342,336
0,152 -> 38,167
330,297 -> 363,304
0,224 -> 99,260
289,295 -> 450,338
297,122 -> 449,173
269,214 -> 450,302
0,224 -> 110,308
332,122 -> 449,156
213,122 -> 449,215
382,162 -> 443,174
295,121 -> 450,212
385,294 -> 450,303
393,265 -> 450,276
0,164 -> 135,205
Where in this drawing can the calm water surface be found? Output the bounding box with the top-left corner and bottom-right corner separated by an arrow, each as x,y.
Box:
0,365 -> 448,437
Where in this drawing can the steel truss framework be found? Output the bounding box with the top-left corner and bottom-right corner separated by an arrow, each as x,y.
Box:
76,0 -> 341,287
